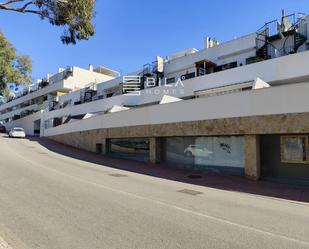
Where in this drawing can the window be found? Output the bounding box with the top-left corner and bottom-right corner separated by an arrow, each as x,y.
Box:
166,77 -> 175,84
280,135 -> 308,163
44,120 -> 50,129
246,56 -> 264,65
163,136 -> 245,171
180,72 -> 195,80
109,138 -> 149,162
214,62 -> 237,72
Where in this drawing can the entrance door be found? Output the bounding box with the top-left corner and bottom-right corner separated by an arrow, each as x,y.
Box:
261,135 -> 309,182
33,119 -> 41,136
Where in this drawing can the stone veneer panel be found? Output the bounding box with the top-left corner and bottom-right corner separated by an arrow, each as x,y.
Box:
48,112 -> 309,180
149,137 -> 161,164
244,135 -> 261,180
50,112 -> 309,141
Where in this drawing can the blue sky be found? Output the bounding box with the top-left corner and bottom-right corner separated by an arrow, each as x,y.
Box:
0,0 -> 308,80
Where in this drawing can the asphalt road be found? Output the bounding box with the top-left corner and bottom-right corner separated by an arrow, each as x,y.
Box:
0,134 -> 309,249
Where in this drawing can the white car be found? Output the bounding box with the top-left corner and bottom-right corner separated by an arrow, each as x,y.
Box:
184,144 -> 213,158
9,127 -> 26,138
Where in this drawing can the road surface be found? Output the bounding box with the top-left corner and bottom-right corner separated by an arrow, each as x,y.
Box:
0,134 -> 309,249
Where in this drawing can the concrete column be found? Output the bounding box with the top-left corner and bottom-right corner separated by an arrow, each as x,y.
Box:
149,137 -> 161,164
244,135 -> 261,180
102,138 -> 109,155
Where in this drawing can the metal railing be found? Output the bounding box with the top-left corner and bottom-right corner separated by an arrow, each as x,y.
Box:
282,14 -> 308,55
256,12 -> 308,59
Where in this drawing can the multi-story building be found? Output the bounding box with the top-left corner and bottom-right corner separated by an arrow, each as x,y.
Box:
2,11 -> 309,183
0,66 -> 117,135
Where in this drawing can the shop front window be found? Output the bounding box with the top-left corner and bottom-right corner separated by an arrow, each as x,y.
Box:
109,138 -> 149,162
280,135 -> 308,163
163,136 -> 244,173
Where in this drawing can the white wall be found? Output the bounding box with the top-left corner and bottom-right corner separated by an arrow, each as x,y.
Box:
44,81 -> 309,137
63,67 -> 114,91
0,104 -> 38,121
4,111 -> 42,136
58,90 -> 81,106
44,50 -> 309,121
0,66 -> 114,112
0,81 -> 65,112
164,33 -> 257,75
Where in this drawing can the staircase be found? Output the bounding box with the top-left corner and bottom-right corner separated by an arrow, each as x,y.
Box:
294,32 -> 307,52
256,12 -> 308,59
256,44 -> 268,59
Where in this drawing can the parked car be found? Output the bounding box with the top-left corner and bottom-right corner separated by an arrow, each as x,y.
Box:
0,125 -> 6,133
9,127 -> 26,138
184,144 -> 213,158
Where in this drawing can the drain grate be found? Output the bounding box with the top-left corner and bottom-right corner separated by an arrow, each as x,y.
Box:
187,174 -> 203,179
178,189 -> 203,196
38,152 -> 48,155
109,173 -> 128,178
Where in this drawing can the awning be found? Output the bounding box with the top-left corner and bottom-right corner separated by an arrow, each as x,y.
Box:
195,59 -> 217,68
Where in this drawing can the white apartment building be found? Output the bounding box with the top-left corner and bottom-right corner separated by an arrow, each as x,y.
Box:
0,66 -> 117,135
1,12 -> 309,183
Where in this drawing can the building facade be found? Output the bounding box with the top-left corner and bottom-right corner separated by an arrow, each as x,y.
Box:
1,12 -> 309,183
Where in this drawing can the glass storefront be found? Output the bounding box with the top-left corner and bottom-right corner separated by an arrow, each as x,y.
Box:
163,136 -> 245,175
109,138 -> 149,162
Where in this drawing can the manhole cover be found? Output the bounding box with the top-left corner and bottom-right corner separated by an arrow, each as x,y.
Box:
178,189 -> 203,196
109,173 -> 128,177
187,175 -> 203,179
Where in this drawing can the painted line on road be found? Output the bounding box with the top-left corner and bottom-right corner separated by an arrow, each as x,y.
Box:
7,146 -> 309,247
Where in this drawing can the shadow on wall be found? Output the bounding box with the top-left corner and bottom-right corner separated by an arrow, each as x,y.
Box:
27,136 -> 309,204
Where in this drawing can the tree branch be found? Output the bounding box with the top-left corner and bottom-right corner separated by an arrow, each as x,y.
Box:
0,1 -> 51,18
0,0 -> 24,6
0,4 -> 40,15
0,0 -> 96,44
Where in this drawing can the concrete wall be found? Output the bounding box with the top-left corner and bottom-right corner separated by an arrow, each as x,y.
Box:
0,104 -> 38,121
44,81 -> 309,137
43,51 -> 309,123
57,90 -> 81,106
164,33 -> 257,74
64,67 -> 114,91
0,67 -> 114,115
0,81 -> 65,112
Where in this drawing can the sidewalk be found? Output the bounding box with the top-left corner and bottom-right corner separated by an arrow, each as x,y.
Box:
31,137 -> 309,204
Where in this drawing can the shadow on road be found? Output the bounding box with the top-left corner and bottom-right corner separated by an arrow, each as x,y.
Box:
28,136 -> 309,204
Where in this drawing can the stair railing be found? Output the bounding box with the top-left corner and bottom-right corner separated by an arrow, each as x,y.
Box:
282,14 -> 308,55
256,37 -> 281,59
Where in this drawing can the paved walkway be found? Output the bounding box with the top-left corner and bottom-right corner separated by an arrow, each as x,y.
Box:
33,137 -> 309,203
